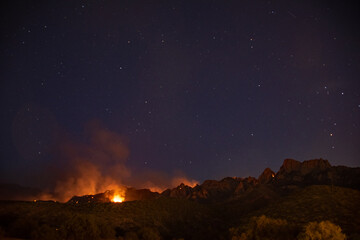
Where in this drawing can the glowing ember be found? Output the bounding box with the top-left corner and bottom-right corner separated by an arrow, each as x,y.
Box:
112,194 -> 124,203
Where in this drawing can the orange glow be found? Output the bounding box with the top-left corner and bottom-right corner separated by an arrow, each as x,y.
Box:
112,194 -> 124,203
109,189 -> 126,203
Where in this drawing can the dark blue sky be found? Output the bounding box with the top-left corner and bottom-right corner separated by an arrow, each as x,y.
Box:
1,1 -> 359,190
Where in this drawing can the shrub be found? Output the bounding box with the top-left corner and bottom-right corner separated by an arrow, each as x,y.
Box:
124,231 -> 139,240
139,227 -> 162,240
8,217 -> 39,239
297,221 -> 346,240
31,224 -> 60,240
98,221 -> 116,239
61,214 -> 101,240
230,215 -> 296,240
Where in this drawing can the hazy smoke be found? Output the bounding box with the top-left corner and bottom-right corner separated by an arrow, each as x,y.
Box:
40,120 -> 198,202
53,161 -> 124,202
171,176 -> 199,188
10,111 -> 198,202
129,170 -> 199,193
51,120 -> 130,201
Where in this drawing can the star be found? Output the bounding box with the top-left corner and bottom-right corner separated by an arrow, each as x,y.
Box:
1,0 -> 359,199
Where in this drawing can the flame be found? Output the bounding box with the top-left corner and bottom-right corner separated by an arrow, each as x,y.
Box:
112,194 -> 124,203
110,189 -> 126,203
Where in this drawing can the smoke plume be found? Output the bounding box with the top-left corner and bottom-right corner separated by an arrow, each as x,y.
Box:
50,120 -> 130,201
40,120 -> 197,202
10,111 -> 198,202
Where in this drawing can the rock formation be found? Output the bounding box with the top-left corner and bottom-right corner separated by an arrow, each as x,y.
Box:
258,168 -> 275,184
66,158 -> 360,204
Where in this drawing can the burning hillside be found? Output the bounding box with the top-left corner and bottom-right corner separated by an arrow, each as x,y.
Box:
65,158 -> 360,205
33,121 -> 198,203
67,187 -> 160,204
67,190 -> 125,204
1,159 -> 360,239
112,193 -> 124,203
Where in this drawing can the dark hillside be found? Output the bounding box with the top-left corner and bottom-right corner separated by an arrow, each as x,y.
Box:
248,185 -> 360,236
1,159 -> 359,239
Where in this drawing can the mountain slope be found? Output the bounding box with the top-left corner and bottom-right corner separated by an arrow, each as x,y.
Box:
1,158 -> 360,239
249,185 -> 360,235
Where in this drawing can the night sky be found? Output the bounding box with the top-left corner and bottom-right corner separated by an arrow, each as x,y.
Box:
1,1 -> 360,192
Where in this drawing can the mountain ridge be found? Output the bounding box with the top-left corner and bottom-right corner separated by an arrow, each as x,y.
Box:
160,158 -> 359,202
67,158 -> 360,204
1,158 -> 359,203
1,158 -> 360,239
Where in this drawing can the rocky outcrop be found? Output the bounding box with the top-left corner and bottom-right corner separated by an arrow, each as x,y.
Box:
234,177 -> 258,193
301,159 -> 331,174
67,158 -> 360,204
68,190 -> 113,204
161,183 -> 194,198
125,188 -> 160,201
275,158 -> 359,189
258,168 -> 275,184
162,158 -> 359,202
278,158 -> 331,175
279,159 -> 302,173
200,177 -> 241,199
161,176 -> 259,202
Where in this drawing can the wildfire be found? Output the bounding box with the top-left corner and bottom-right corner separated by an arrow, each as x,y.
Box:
111,193 -> 124,203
